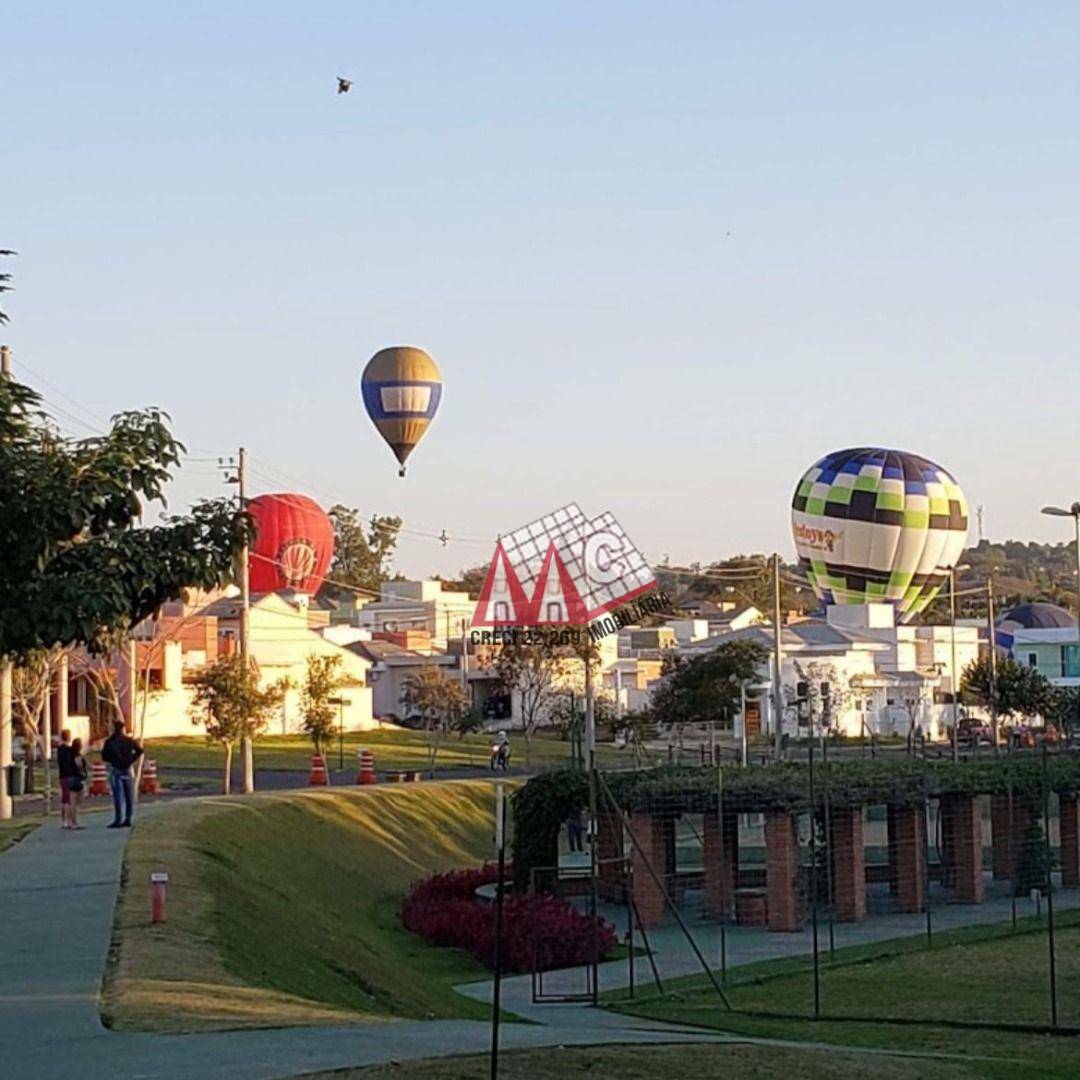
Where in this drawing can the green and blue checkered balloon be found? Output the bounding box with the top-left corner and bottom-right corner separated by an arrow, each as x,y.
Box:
791,447 -> 969,623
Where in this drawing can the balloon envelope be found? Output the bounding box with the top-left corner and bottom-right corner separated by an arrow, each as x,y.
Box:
247,493 -> 334,595
791,447 -> 969,623
360,346 -> 442,474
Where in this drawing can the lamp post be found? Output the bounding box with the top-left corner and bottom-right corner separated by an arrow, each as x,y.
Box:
948,563 -> 971,764
328,696 -> 351,770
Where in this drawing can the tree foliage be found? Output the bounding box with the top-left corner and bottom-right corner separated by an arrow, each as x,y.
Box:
300,653 -> 345,754
189,655 -> 284,793
484,632 -> 583,763
650,639 -> 769,729
322,505 -> 401,597
961,655 -> 1055,721
0,378 -> 250,657
400,664 -> 470,773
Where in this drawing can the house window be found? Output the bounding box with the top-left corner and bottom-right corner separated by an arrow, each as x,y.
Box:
1028,653 -> 1038,669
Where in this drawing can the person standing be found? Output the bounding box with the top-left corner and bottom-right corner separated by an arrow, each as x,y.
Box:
101,720 -> 143,829
56,729 -> 86,830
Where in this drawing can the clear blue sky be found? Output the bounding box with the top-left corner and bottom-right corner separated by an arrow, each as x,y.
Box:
5,2 -> 1079,578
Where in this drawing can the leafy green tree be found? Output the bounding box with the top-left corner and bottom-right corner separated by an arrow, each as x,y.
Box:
322,506 -> 400,597
300,653 -> 345,755
438,563 -> 489,597
400,664 -> 470,774
650,639 -> 769,733
190,655 -> 284,793
961,655 -> 1055,724
0,377 -> 250,657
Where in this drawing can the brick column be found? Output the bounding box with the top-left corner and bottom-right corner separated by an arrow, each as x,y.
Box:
596,810 -> 625,890
886,803 -> 899,894
1009,798 -> 1034,898
941,794 -> 983,903
990,794 -> 1011,879
765,810 -> 801,932
830,806 -> 866,921
891,803 -> 926,913
1060,793 -> 1080,889
702,810 -> 738,919
629,811 -> 669,928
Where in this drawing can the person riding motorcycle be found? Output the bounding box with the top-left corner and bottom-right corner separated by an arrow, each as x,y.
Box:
490,730 -> 511,771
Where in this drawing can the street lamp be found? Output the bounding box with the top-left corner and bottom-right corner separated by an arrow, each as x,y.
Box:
1042,504 -> 1080,732
948,563 -> 972,764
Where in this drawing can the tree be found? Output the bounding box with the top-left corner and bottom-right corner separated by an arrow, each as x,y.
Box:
786,660 -> 854,738
649,640 -> 769,745
189,655 -> 284,793
12,649 -> 58,791
962,656 -> 1055,724
322,506 -> 401,597
891,677 -> 930,751
400,664 -> 470,774
485,633 -> 581,765
438,563 -> 489,597
300,654 -> 345,755
0,377 -> 250,657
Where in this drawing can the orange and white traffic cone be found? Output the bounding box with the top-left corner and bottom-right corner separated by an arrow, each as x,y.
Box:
89,759 -> 109,796
139,758 -> 160,795
308,753 -> 329,786
356,748 -> 376,785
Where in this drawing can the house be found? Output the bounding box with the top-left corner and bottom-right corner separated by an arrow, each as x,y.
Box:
673,603 -> 980,740
356,580 -> 475,649
77,590 -> 377,740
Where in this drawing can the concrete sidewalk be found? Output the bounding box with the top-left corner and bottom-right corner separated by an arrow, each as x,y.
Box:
0,803 -> 1039,1080
0,812 -> 731,1080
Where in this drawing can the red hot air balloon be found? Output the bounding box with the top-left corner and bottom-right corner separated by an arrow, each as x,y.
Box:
246,493 -> 335,596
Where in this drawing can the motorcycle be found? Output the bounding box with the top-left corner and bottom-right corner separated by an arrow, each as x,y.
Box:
490,742 -> 511,771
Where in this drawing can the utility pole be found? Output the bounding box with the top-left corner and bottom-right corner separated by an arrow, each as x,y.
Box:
987,577 -> 999,752
771,553 -> 785,760
238,447 -> 254,794
585,641 -> 599,1006
950,567 -> 959,764
0,346 -> 11,819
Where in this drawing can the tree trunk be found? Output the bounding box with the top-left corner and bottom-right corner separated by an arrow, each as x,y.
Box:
524,723 -> 533,767
222,742 -> 232,795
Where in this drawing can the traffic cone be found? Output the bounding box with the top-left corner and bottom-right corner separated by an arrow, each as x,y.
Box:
139,758 -> 159,795
89,760 -> 109,797
356,748 -> 376,785
308,753 -> 329,786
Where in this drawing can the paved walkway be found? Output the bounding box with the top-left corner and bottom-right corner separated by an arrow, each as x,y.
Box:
0,803 -> 1039,1080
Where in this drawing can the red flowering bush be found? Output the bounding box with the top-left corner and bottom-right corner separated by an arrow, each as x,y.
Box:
401,864 -> 618,974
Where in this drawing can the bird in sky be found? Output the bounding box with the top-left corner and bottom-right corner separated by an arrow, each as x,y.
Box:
337,77 -> 352,94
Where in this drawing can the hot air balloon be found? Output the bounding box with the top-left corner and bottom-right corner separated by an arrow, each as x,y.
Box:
791,447 -> 969,623
247,493 -> 335,595
360,345 -> 442,476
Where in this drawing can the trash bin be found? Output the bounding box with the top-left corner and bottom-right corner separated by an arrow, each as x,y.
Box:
7,761 -> 26,797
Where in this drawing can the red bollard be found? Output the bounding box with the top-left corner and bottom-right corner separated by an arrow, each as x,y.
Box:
356,748 -> 376,785
150,871 -> 169,924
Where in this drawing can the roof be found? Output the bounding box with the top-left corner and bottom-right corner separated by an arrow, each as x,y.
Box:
1000,602 -> 1076,630
346,640 -> 412,663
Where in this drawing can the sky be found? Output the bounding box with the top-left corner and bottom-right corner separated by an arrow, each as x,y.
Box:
4,2 -> 1080,579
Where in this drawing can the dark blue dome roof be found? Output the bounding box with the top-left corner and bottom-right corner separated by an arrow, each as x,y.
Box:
999,602 -> 1076,629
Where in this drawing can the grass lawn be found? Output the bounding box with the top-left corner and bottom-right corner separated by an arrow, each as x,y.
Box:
146,728 -> 628,778
0,815 -> 41,852
296,1043 -> 981,1079
105,779 -> 516,1032
607,916 -> 1080,1079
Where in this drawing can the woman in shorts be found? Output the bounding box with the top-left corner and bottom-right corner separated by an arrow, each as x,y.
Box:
57,730 -> 87,830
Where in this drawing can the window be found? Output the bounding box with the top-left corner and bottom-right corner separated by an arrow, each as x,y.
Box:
494,600 -> 509,622
1028,653 -> 1038,669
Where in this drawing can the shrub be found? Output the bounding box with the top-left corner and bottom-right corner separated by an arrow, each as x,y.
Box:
400,864 -> 618,974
